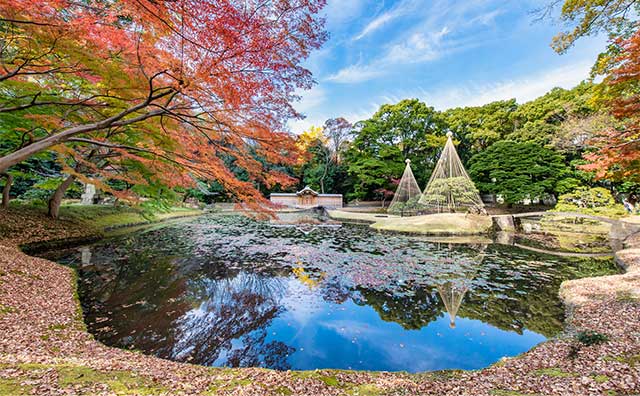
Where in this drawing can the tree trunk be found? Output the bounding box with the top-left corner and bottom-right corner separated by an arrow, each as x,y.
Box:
48,174 -> 76,219
0,100 -> 168,173
320,155 -> 330,194
1,172 -> 12,209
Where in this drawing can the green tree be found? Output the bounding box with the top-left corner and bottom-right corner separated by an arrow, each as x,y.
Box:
509,83 -> 597,146
344,146 -> 404,200
344,99 -> 447,199
554,186 -> 627,217
443,99 -> 517,160
300,140 -> 346,194
468,141 -> 571,204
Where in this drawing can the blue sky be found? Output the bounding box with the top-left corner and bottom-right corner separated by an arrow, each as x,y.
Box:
288,0 -> 607,133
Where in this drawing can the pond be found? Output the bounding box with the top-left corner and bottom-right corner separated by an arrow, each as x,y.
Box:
40,214 -> 618,372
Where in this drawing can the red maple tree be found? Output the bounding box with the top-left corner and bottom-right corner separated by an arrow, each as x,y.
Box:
0,0 -> 327,209
581,29 -> 640,182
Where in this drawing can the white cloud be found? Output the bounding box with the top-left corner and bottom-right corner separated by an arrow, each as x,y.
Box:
292,85 -> 327,114
352,0 -> 416,41
328,27 -> 451,84
420,60 -> 594,110
324,0 -> 368,29
386,27 -> 450,64
343,60 -> 594,112
467,9 -> 504,27
326,63 -> 385,83
353,12 -> 397,41
291,60 -> 594,134
330,1 -> 509,84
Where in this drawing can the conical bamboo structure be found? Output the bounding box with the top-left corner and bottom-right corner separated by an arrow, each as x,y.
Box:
388,159 -> 423,216
419,132 -> 484,213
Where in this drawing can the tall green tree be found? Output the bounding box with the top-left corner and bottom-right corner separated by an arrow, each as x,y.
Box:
509,83 -> 597,146
468,141 -> 571,204
344,99 -> 447,199
443,99 -> 517,160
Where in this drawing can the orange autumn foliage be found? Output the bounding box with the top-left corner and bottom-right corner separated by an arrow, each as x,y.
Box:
581,29 -> 640,182
0,0 -> 327,210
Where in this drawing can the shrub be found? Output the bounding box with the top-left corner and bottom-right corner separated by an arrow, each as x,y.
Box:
387,195 -> 424,216
554,187 -> 626,218
576,330 -> 609,346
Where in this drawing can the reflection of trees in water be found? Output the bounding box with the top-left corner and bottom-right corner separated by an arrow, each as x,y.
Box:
174,272 -> 291,367
357,286 -> 442,330
354,244 -> 485,330
353,243 -> 572,337
75,246 -> 190,358
320,275 -> 352,304
75,242 -> 294,368
226,329 -> 294,370
58,217 -> 617,369
456,245 -> 569,337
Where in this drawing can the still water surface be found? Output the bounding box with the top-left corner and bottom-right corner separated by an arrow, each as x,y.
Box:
42,214 -> 617,372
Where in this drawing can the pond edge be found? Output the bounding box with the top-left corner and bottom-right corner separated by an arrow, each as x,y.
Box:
1,210 -> 639,394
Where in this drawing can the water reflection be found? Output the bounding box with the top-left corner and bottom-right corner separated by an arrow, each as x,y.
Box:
43,215 -> 618,372
177,273 -> 290,368
434,246 -> 483,329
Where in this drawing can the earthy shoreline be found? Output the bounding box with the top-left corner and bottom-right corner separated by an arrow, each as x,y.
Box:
1,207 -> 639,395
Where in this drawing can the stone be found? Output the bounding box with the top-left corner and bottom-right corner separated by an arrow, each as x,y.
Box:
80,183 -> 96,205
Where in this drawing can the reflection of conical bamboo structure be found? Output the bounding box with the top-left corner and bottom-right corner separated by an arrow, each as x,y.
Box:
434,244 -> 486,328
437,281 -> 468,329
388,159 -> 423,216
419,132 -> 484,213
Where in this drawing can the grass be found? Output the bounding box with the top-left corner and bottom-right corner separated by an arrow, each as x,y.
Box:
347,384 -> 384,395
56,365 -> 168,395
531,367 -> 576,378
274,385 -> 293,395
48,323 -> 69,331
57,204 -> 201,230
604,354 -> 640,367
415,369 -> 465,381
0,363 -> 168,395
0,378 -> 31,395
616,290 -> 639,303
290,371 -> 341,387
0,304 -> 16,317
8,201 -> 202,231
370,213 -> 493,235
205,378 -> 254,394
592,374 -> 610,383
69,270 -> 87,331
288,371 -> 387,395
